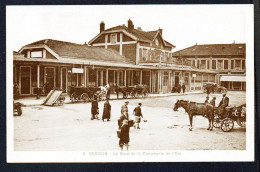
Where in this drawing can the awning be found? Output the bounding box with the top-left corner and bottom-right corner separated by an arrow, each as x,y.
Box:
220,75 -> 246,82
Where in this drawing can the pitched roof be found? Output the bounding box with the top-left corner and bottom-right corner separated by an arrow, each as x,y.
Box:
104,25 -> 174,47
172,43 -> 246,56
22,39 -> 135,64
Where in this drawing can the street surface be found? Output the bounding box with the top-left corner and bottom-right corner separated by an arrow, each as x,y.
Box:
14,91 -> 246,151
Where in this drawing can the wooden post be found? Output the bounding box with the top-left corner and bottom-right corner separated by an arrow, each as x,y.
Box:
37,64 -> 40,88
124,70 -> 126,86
140,70 -> 142,85
106,69 -> 109,85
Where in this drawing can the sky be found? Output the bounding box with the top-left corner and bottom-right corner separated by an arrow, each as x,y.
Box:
6,5 -> 253,52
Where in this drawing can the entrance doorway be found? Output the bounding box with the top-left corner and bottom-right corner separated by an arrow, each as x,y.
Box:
175,72 -> 180,86
20,66 -> 31,95
61,67 -> 67,93
44,67 -> 55,94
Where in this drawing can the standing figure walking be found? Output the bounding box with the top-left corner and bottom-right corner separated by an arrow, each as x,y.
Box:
133,103 -> 143,129
91,98 -> 99,120
181,84 -> 186,94
102,99 -> 111,122
106,83 -> 110,99
119,119 -> 130,151
177,84 -> 181,94
121,101 -> 129,118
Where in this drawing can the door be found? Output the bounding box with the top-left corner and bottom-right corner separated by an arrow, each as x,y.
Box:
45,67 -> 55,94
20,66 -> 31,95
61,67 -> 67,92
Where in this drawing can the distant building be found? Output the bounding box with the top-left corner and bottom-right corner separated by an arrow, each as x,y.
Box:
172,43 -> 246,91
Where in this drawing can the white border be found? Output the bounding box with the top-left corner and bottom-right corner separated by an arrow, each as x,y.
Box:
6,5 -> 254,162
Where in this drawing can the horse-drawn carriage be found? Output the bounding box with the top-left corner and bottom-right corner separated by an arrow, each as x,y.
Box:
70,86 -> 106,102
173,100 -> 246,132
117,84 -> 149,98
203,82 -> 227,94
213,104 -> 246,132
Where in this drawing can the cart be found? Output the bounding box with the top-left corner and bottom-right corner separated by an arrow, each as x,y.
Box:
70,86 -> 101,102
213,104 -> 246,132
43,89 -> 65,106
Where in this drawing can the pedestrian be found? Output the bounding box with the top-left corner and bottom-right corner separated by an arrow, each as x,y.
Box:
91,98 -> 99,120
119,119 -> 130,151
182,84 -> 186,94
118,111 -> 128,129
133,103 -> 143,129
121,101 -> 129,118
106,83 -> 110,99
205,96 -> 209,103
218,93 -> 229,115
177,84 -> 181,94
102,99 -> 111,122
115,84 -> 119,99
210,97 -> 216,107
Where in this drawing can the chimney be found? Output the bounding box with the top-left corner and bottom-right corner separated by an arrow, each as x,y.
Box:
158,28 -> 163,35
100,21 -> 105,33
137,27 -> 142,31
128,19 -> 134,30
233,40 -> 236,44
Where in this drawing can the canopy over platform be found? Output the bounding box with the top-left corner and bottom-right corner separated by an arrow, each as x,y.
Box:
220,75 -> 246,82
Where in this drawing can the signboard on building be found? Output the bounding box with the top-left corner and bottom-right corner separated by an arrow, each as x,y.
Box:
72,68 -> 83,73
192,74 -> 196,77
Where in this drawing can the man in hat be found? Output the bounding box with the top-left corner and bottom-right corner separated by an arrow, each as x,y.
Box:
133,103 -> 143,129
121,101 -> 129,119
218,93 -> 229,114
210,97 -> 216,107
205,96 -> 209,103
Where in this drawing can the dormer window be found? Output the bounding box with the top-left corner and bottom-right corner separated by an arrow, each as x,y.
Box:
155,38 -> 159,46
110,34 -> 117,44
31,51 -> 42,58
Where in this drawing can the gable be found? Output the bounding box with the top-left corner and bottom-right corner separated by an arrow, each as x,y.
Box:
152,34 -> 165,48
92,34 -> 106,44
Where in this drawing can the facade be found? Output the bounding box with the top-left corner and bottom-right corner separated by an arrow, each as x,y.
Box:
89,19 -> 217,93
172,43 -> 246,91
13,20 -> 218,97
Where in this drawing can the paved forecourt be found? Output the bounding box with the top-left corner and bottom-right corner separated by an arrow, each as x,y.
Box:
13,91 -> 246,151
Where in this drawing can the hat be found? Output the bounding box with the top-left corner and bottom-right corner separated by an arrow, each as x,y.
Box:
125,101 -> 129,103
138,103 -> 142,106
222,93 -> 226,96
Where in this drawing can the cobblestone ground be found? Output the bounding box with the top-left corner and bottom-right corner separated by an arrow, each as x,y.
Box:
14,91 -> 246,151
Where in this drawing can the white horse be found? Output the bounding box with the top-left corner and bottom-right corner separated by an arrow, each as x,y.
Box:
99,84 -> 110,100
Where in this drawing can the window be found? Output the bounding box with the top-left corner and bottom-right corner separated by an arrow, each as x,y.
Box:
110,34 -> 117,44
143,49 -> 148,61
197,60 -> 200,69
224,60 -> 228,69
231,60 -> 234,69
217,60 -> 223,70
242,60 -> 245,69
139,48 -> 142,58
207,60 -> 210,69
31,51 -> 42,58
212,60 -> 216,69
163,72 -> 169,86
200,60 -> 206,69
235,60 -> 241,69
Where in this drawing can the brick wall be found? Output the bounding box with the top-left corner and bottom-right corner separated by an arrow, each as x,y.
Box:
122,44 -> 136,63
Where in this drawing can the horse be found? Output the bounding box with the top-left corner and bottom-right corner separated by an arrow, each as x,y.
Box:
173,100 -> 214,131
99,84 -> 109,100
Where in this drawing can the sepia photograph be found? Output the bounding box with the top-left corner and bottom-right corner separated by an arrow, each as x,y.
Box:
6,5 -> 254,162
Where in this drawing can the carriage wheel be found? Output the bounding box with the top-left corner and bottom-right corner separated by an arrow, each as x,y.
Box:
236,117 -> 246,127
213,114 -> 221,128
220,118 -> 234,132
71,93 -> 78,102
80,93 -> 88,102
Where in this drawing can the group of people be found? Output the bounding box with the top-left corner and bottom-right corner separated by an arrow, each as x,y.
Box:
118,101 -> 144,150
204,93 -> 230,114
90,98 -> 144,151
172,83 -> 186,94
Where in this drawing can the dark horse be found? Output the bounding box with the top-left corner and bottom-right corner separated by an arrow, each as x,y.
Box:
173,100 -> 214,131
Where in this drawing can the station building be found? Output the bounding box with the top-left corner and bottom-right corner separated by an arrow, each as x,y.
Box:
172,43 -> 246,91
13,20 -> 217,97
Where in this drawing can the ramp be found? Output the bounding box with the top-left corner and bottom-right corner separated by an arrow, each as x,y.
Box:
43,90 -> 63,106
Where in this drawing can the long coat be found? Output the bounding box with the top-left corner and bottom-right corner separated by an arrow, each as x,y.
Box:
118,114 -> 128,129
219,96 -> 229,108
102,101 -> 111,119
119,124 -> 130,145
91,100 -> 99,115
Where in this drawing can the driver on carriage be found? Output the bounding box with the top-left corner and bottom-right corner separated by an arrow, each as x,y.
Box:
218,93 -> 229,115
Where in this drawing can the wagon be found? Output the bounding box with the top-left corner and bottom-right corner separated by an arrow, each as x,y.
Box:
43,89 -> 66,106
213,104 -> 246,132
70,86 -> 102,102
203,82 -> 227,94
